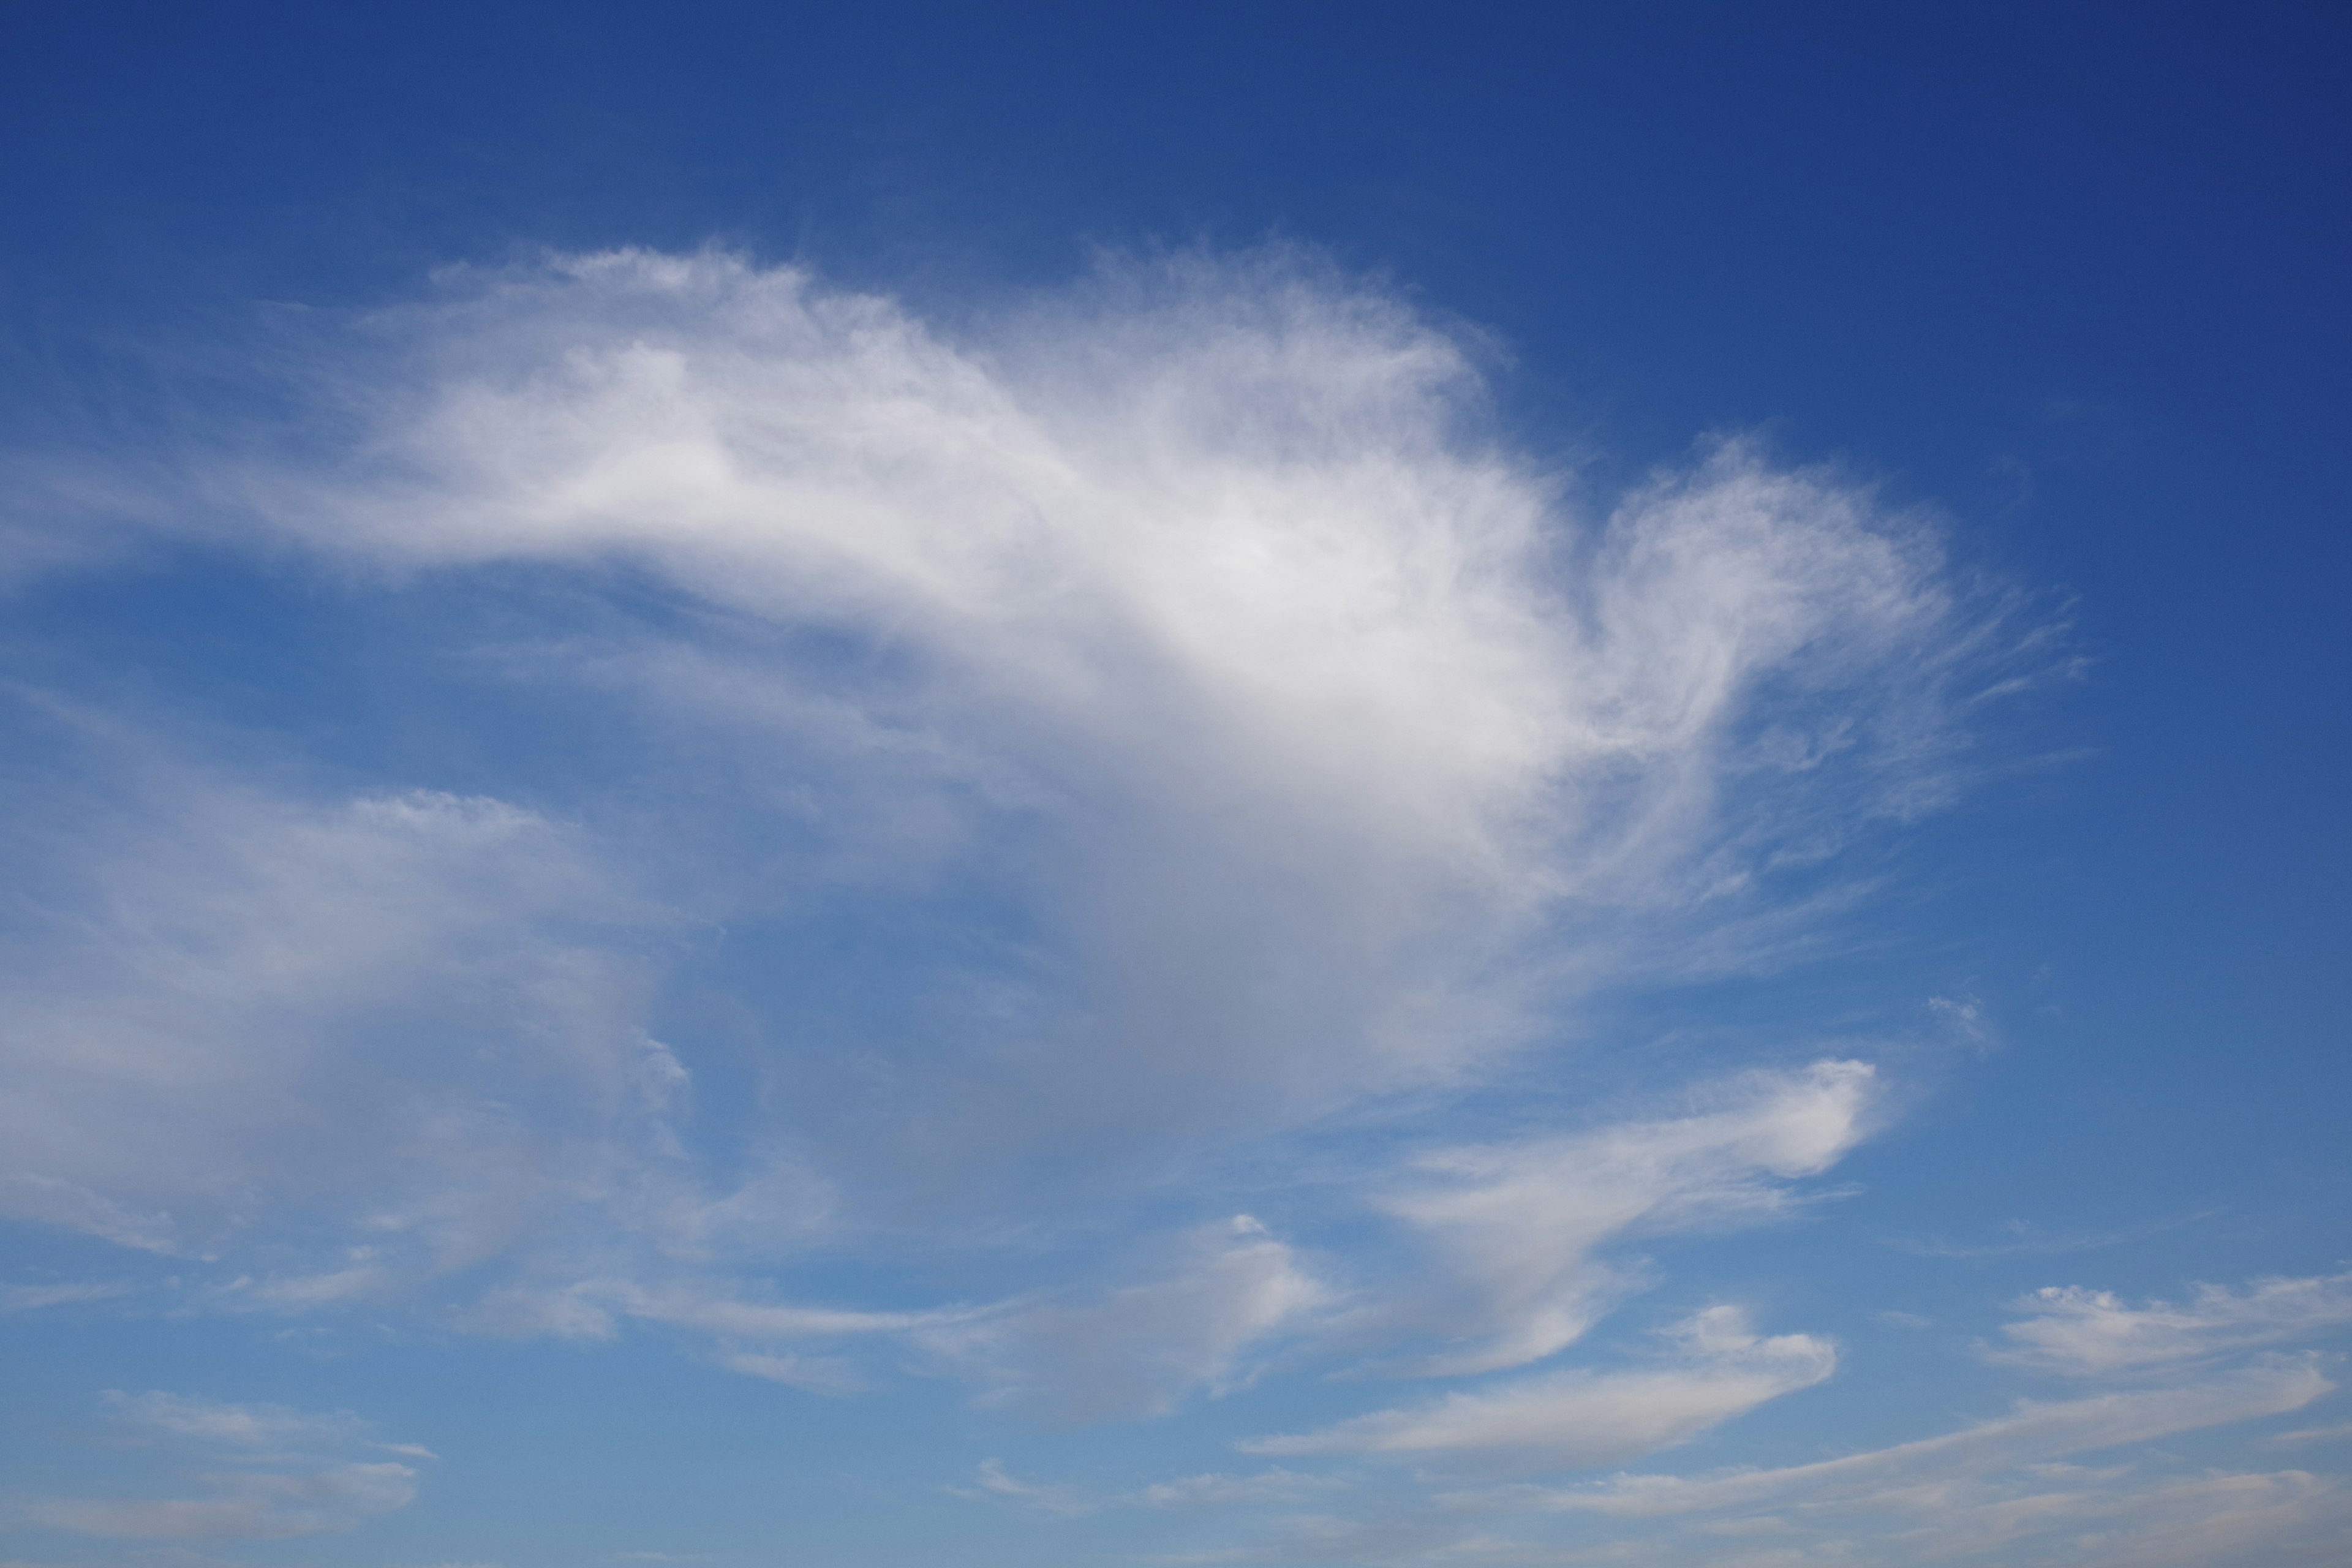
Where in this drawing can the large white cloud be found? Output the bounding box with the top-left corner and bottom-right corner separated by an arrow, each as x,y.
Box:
178,248 -> 2002,1163
0,248 -> 2030,1397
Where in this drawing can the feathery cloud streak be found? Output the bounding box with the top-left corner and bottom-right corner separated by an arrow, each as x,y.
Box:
2,249 -> 2023,1395
1374,1058 -> 1874,1374
1992,1273 -> 2352,1375
192,247 -> 1997,1169
15,1393 -> 426,1542
1243,1305 -> 1838,1469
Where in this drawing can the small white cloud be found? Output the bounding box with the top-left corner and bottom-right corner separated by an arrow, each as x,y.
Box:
1487,1357 -> 2334,1519
1991,1271 -> 2352,1375
593,1279 -> 946,1340
1242,1306 -> 1835,1470
1376,1060 -> 1874,1374
452,1276 -> 969,1390
29,1461 -> 420,1542
714,1350 -> 862,1394
102,1390 -> 364,1449
0,1279 -> 132,1311
956,1459 -> 1093,1517
1928,990 -> 1997,1050
1136,1469 -> 1349,1507
2267,1421 -> 2352,1446
26,1391 -> 432,1544
1423,1461 -> 2352,1568
948,1461 -> 1347,1518
924,1216 -> 1328,1419
1,1174 -> 178,1254
229,1260 -> 396,1313
455,1284 -> 622,1342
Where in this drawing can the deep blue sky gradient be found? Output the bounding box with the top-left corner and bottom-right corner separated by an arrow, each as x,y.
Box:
3,6 -> 2349,1565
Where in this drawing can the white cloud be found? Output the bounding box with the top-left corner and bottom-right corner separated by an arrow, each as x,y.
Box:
455,1283 -> 624,1342
1373,1060 -> 1874,1374
27,1464 -> 420,1542
0,247 -> 2037,1413
1489,1357 -> 2333,1518
951,1461 -> 1348,1518
153,247 -> 2009,1178
1153,1348 -> 2343,1566
1191,1470 -> 2352,1568
2055,1470 -> 2352,1568
1243,1306 -> 1835,1471
2270,1422 -> 2352,1447
712,1350 -> 863,1395
1452,1466 -> 2351,1568
101,1391 -> 363,1449
1,1175 -> 178,1255
23,1392 -> 428,1543
1992,1272 -> 2352,1376
1392,1367 -> 2346,1568
0,1280 -> 132,1311
1137,1469 -> 1349,1508
0,760 -> 845,1354
1164,1273 -> 2352,1565
0,776 -> 678,1272
458,1276 -> 954,1387
957,1459 -> 1093,1517
590,1278 -> 949,1340
922,1216 -> 1329,1419
1928,990 -> 1995,1049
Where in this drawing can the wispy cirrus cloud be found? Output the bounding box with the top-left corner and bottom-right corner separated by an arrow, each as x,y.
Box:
0,768 -> 682,1268
1242,1306 -> 1836,1471
16,1392 -> 428,1543
924,1267 -> 2352,1565
159,246 -> 2015,1182
1488,1357 -> 2333,1520
1369,1059 -> 1874,1375
921,1215 -> 1330,1419
950,1458 -> 1095,1518
952,1460 -> 1348,1518
99,1391 -> 371,1452
1144,1347 -> 2341,1566
0,1280 -> 132,1312
1991,1272 -> 2352,1376
0,247 -> 2041,1426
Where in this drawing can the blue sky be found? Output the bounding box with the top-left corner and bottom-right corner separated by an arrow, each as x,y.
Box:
1,4 -> 2348,1566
